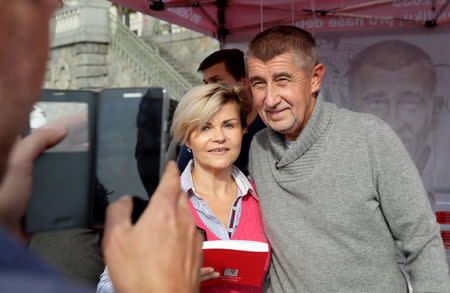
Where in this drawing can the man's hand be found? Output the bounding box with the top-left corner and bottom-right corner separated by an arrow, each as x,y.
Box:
103,161 -> 203,293
0,127 -> 68,241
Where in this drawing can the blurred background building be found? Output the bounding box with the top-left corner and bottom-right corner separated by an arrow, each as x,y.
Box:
46,0 -> 220,100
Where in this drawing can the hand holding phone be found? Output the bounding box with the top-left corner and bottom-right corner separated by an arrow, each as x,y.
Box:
0,127 -> 68,240
24,88 -> 174,233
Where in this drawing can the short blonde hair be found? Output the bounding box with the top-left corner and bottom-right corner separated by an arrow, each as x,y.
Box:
171,84 -> 251,144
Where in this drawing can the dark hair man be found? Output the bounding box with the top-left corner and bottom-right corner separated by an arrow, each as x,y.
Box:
198,48 -> 247,83
0,1 -> 202,292
246,25 -> 450,292
176,49 -> 266,175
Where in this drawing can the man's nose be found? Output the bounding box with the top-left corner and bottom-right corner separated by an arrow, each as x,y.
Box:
264,84 -> 280,108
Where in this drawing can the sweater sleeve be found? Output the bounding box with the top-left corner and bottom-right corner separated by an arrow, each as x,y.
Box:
372,121 -> 450,292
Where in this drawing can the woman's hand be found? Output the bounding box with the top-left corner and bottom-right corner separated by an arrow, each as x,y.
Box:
200,267 -> 220,282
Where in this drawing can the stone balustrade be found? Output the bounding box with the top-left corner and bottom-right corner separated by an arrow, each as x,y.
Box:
48,0 -> 193,99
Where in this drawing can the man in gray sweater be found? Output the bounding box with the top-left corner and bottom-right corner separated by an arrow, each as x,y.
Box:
246,25 -> 450,292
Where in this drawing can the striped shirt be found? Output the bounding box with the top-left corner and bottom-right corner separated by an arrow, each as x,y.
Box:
181,160 -> 256,240
96,160 -> 256,293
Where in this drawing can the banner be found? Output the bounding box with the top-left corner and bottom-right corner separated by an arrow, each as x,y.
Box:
315,26 -> 450,265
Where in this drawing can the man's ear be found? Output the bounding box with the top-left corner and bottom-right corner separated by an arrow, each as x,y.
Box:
311,64 -> 326,94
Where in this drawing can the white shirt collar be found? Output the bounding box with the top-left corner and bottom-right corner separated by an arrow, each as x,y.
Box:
180,160 -> 257,200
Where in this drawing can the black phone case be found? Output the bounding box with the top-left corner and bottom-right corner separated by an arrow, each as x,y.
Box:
96,88 -> 169,204
25,87 -> 173,232
25,90 -> 97,233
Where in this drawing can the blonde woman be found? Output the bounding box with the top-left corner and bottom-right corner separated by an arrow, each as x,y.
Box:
97,84 -> 270,293
173,84 -> 270,292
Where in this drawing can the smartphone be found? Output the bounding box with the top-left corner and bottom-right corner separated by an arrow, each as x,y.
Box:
96,88 -> 170,203
25,87 -> 174,232
25,90 -> 96,233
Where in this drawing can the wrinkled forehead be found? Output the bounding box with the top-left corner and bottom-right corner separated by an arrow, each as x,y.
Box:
247,52 -> 306,77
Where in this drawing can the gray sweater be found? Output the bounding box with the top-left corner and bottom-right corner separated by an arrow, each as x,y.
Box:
249,96 -> 450,292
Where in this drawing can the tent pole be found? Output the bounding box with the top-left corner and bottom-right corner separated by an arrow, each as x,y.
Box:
260,0 -> 263,32
434,0 -> 450,22
291,0 -> 294,25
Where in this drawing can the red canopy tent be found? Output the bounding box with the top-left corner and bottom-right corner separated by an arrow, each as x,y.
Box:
107,0 -> 450,44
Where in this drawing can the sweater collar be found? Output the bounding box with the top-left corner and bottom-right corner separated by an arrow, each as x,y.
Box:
267,94 -> 333,168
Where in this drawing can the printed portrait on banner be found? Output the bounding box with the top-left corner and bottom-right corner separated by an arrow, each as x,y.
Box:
317,27 -> 450,210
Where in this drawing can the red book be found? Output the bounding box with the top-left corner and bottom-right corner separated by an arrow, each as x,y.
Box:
436,211 -> 450,224
441,230 -> 450,249
201,240 -> 269,288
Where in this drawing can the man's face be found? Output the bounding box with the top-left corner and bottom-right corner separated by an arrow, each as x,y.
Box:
203,61 -> 258,125
0,0 -> 58,178
247,52 -> 323,141
202,61 -> 241,86
351,62 -> 433,161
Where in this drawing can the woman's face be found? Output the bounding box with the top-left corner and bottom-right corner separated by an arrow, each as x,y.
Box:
187,102 -> 245,172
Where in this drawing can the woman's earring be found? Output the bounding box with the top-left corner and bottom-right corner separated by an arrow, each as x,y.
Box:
187,147 -> 192,153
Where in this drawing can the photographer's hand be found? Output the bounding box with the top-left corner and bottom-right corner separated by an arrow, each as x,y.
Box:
103,161 -> 203,293
0,127 -> 67,241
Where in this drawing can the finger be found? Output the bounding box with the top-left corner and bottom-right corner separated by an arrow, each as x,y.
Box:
103,196 -> 133,244
180,202 -> 202,273
200,271 -> 220,282
35,126 -> 69,147
177,189 -> 190,209
153,161 -> 180,197
10,127 -> 67,167
177,190 -> 195,224
137,161 -> 182,225
142,161 -> 181,216
186,228 -> 204,288
200,267 -> 214,276
194,229 -> 204,268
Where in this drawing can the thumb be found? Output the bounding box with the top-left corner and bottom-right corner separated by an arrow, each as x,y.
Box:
10,127 -> 68,167
0,127 -> 67,241
102,196 -> 133,251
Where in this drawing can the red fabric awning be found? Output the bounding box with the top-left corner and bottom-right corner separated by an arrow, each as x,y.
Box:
108,0 -> 450,43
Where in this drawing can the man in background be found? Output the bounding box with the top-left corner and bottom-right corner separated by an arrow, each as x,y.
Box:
172,49 -> 265,175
